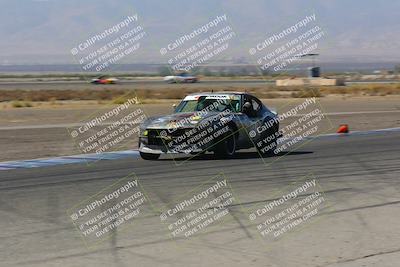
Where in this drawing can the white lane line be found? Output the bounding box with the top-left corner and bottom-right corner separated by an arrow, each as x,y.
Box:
311,127 -> 400,138
0,127 -> 399,171
289,110 -> 400,117
0,150 -> 140,170
333,110 -> 400,115
0,122 -> 132,130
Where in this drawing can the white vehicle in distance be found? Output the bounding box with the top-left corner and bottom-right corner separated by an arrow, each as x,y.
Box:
163,72 -> 198,83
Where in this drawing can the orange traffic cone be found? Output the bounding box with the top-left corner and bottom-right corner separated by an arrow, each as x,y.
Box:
337,124 -> 349,134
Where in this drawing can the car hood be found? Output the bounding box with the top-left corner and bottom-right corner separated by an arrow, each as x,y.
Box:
142,112 -> 228,129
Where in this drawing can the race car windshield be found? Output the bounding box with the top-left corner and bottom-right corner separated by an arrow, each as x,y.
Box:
175,97 -> 240,113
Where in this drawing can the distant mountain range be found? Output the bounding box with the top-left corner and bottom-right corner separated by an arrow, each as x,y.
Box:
1,0 -> 399,65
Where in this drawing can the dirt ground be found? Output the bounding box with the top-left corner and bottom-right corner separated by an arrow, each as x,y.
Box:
0,95 -> 399,162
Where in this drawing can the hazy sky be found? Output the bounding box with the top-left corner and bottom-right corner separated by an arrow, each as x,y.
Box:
0,0 -> 399,64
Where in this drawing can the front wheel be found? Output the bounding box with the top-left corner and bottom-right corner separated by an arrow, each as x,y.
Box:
214,128 -> 236,159
140,152 -> 160,160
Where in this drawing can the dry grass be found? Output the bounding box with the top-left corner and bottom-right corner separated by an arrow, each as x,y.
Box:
0,89 -> 128,102
11,101 -> 33,108
291,88 -> 322,98
1,84 -> 399,108
319,84 -> 400,96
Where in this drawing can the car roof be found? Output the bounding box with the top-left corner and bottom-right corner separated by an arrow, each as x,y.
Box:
186,91 -> 247,96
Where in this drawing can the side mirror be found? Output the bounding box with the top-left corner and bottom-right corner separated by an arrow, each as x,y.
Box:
172,103 -> 177,110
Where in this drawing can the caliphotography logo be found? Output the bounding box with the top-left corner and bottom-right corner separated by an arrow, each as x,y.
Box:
1,1 -> 400,267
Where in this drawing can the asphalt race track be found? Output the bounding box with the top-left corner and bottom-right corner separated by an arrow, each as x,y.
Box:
1,131 -> 400,267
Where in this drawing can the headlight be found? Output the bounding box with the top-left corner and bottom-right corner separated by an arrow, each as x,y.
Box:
190,115 -> 202,124
139,127 -> 148,137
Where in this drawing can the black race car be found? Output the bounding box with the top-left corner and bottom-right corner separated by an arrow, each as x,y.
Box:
138,92 -> 281,160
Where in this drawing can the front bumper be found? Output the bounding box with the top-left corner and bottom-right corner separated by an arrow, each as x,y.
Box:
138,128 -> 213,154
139,142 -> 205,154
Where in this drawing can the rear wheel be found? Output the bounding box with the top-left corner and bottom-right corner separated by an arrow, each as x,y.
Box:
214,128 -> 236,159
140,152 -> 160,160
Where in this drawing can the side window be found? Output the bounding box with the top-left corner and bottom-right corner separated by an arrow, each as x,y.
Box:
250,96 -> 263,118
243,95 -> 260,118
251,99 -> 260,112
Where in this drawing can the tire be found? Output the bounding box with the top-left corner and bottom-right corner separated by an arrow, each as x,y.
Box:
214,128 -> 236,159
140,152 -> 161,160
